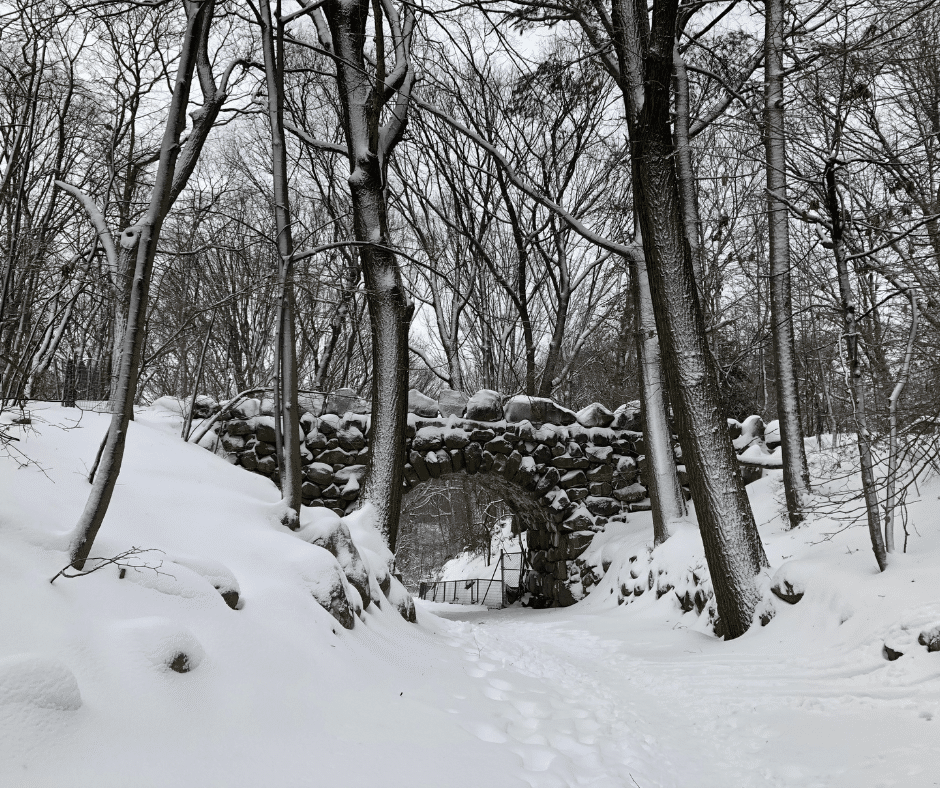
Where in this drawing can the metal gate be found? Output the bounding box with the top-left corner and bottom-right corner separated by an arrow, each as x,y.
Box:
417,551 -> 528,609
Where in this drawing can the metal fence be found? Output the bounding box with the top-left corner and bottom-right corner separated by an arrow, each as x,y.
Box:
26,357 -> 112,412
418,551 -> 528,609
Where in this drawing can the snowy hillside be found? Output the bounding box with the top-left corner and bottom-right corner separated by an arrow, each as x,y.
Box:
1,407 -> 939,787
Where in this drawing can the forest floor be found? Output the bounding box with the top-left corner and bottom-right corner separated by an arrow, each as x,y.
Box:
1,404 -> 938,787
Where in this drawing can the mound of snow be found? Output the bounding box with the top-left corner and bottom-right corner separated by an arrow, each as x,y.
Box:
0,655 -> 82,710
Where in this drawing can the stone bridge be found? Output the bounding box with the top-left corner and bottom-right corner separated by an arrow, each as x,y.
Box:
204,387 -> 767,607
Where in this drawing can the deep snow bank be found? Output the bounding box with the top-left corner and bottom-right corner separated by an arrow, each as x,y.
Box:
574,439 -> 940,665
0,405 -> 517,787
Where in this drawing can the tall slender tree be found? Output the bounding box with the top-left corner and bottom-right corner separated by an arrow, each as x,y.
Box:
763,0 -> 811,527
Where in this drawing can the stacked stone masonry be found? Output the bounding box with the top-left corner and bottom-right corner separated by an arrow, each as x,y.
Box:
202,386 -> 773,608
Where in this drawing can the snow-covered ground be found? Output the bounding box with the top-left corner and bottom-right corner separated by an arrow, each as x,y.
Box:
1,406 -> 938,786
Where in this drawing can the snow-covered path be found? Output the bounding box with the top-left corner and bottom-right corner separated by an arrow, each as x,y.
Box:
417,602 -> 940,788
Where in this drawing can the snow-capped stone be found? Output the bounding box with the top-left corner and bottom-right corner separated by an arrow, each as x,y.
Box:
413,426 -> 444,452
612,402 -> 642,430
260,393 -> 276,416
172,556 -> 241,609
408,389 -> 439,418
769,561 -> 810,604
733,415 -> 765,451
465,389 -> 503,422
585,496 -> 620,517
317,413 -> 340,435
298,514 -> 371,609
333,464 -> 367,486
561,505 -> 594,533
503,395 -> 577,426
232,397 -> 261,419
918,624 -> 940,652
614,484 -> 646,503
576,402 -> 615,428
337,425 -> 365,452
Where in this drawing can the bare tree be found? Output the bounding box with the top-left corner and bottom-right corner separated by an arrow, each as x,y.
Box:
64,0 -> 224,568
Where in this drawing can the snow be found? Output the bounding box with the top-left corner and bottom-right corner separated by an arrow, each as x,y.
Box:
2,410 -> 939,786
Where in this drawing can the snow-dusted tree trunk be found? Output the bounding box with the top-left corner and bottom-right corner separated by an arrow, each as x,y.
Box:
823,159 -> 887,571
259,0 -> 302,529
320,0 -> 416,549
630,246 -> 686,544
67,1 -> 214,568
763,0 -> 811,528
612,0 -> 768,638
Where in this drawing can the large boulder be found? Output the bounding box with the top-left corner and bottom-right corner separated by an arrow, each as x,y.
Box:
408,389 -> 440,418
465,389 -> 503,422
298,515 -> 372,609
503,395 -> 577,426
295,544 -> 357,629
438,388 -> 468,418
576,402 -> 614,428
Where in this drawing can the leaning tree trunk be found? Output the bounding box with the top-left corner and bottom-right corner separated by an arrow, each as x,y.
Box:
259,0 -> 302,529
612,0 -> 768,639
630,246 -> 686,544
69,2 -> 211,568
764,0 -> 811,527
324,0 -> 415,550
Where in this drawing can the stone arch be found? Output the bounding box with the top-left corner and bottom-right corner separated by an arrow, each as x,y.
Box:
205,386 -> 767,607
215,387 -> 650,606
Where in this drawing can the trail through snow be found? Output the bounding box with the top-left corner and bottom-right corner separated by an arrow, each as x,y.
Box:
417,602 -> 940,788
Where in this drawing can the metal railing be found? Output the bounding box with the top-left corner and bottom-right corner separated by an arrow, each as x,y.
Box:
417,551 -> 528,609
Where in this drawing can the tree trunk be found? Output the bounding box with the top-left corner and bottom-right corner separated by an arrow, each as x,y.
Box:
324,0 -> 414,550
884,290 -> 917,553
630,247 -> 686,544
69,1 -> 213,569
672,47 -> 705,293
259,0 -> 302,529
612,0 -> 768,638
763,0 -> 811,527
824,159 -> 887,571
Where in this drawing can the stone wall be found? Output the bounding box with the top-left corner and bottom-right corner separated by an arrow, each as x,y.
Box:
197,386 -> 772,608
